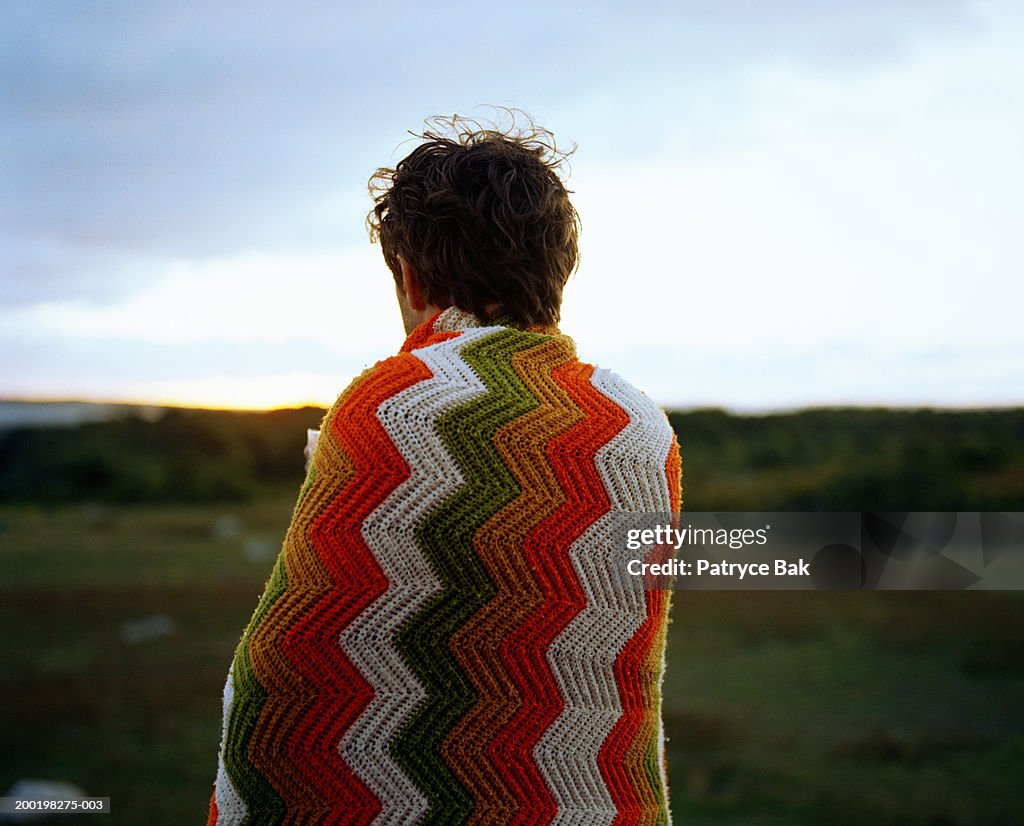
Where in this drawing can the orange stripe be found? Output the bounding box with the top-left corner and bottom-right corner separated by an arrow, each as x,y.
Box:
245,373 -> 369,816
666,432 -> 682,512
281,355 -> 429,817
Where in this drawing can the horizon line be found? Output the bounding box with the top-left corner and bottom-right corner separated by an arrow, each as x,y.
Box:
2,394 -> 1022,417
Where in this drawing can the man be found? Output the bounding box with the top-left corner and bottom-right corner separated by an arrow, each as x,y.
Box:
208,113 -> 682,825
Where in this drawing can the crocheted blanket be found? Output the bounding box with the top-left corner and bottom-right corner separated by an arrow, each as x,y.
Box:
208,307 -> 682,825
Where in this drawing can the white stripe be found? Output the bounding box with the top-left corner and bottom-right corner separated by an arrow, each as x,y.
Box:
339,328 -> 494,825
213,663 -> 248,824
535,367 -> 673,825
658,713 -> 672,826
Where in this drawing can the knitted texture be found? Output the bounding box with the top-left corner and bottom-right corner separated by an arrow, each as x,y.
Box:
208,308 -> 683,826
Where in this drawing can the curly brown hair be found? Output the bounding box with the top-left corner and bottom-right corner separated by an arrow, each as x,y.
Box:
367,111 -> 580,327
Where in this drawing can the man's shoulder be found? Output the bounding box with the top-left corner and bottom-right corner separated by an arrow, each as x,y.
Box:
322,319 -> 672,447
583,365 -> 676,455
587,365 -> 670,420
332,327 -> 668,416
314,327 -> 680,503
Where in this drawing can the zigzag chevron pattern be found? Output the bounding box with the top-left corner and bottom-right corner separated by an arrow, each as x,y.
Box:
208,308 -> 682,826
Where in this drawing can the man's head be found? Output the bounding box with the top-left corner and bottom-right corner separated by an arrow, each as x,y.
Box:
368,112 -> 580,331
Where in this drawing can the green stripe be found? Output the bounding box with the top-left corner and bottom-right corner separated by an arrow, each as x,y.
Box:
223,546 -> 289,819
645,719 -> 668,826
294,463 -> 317,510
394,329 -> 545,824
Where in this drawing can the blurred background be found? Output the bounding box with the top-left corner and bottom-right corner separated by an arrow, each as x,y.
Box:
2,2 -> 1022,823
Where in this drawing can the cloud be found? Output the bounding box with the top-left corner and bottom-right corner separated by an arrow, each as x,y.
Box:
563,3 -> 1024,366
2,0 -> 984,304
628,341 -> 1024,411
3,0 -> 1019,408
1,245 -> 404,351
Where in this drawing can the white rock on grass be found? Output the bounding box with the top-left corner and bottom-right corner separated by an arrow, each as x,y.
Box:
118,613 -> 176,645
211,514 -> 243,540
243,536 -> 277,562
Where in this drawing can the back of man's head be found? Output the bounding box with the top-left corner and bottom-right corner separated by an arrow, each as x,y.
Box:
368,111 -> 580,328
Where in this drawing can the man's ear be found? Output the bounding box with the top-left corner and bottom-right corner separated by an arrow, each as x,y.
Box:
399,257 -> 426,311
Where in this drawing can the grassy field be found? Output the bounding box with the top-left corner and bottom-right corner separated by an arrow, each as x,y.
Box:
1,495 -> 1022,824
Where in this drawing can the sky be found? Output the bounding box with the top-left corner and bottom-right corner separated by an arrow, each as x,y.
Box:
2,0 -> 1022,411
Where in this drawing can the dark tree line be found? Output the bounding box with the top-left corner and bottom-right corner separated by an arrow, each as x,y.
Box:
1,406 -> 1022,510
